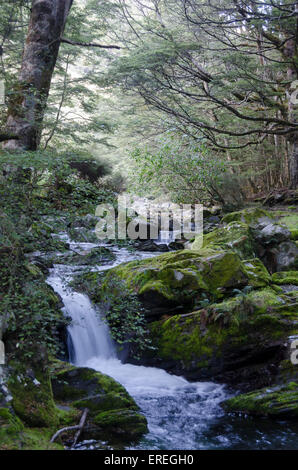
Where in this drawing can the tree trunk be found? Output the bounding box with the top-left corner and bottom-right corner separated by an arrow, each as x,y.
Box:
284,4 -> 298,189
3,0 -> 73,150
289,138 -> 298,189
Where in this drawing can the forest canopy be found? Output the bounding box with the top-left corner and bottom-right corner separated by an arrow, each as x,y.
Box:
0,0 -> 297,204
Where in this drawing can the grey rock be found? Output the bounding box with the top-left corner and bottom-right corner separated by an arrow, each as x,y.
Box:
254,222 -> 291,245
275,241 -> 298,271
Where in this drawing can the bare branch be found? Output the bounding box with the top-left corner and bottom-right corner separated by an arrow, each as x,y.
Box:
61,37 -> 121,49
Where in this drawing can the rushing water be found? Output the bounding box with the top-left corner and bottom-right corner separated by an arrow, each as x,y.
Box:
47,236 -> 298,450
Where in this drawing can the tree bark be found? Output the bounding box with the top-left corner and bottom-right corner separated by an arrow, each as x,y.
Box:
289,139 -> 298,189
284,3 -> 298,189
3,0 -> 73,150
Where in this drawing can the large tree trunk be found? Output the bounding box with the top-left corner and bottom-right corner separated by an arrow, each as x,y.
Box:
285,5 -> 298,189
3,0 -> 73,150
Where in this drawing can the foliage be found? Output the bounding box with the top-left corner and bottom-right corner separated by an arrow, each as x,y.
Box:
0,249 -> 69,361
128,134 -> 229,205
0,149 -> 115,217
101,278 -> 155,359
106,0 -> 298,192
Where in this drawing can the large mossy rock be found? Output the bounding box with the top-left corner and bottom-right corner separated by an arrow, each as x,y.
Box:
91,409 -> 148,442
0,403 -> 63,450
221,207 -> 275,225
143,288 -> 298,389
2,359 -> 147,448
221,382 -> 298,418
51,362 -> 148,443
192,207 -> 297,274
192,221 -> 256,258
8,366 -> 60,428
94,250 -> 270,318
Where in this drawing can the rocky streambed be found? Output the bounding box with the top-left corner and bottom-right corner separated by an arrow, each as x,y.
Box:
1,205 -> 298,449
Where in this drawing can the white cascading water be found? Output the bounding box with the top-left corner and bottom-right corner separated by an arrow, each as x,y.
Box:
46,239 -> 229,450
47,273 -> 115,365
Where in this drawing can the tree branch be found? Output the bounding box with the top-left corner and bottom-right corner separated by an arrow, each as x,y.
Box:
61,37 -> 121,49
50,408 -> 88,445
0,132 -> 19,142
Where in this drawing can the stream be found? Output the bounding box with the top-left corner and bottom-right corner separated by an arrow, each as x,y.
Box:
46,235 -> 298,450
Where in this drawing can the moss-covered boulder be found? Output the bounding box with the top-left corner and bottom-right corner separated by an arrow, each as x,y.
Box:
243,259 -> 271,287
252,221 -> 291,246
93,250 -> 270,319
8,366 -> 60,428
215,206 -> 297,274
0,403 -> 63,450
221,382 -> 298,418
91,409 -> 147,441
142,287 -> 298,388
51,362 -> 148,444
222,207 -> 274,225
192,221 -> 256,259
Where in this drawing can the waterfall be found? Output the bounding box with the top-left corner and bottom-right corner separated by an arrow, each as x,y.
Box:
47,272 -> 115,365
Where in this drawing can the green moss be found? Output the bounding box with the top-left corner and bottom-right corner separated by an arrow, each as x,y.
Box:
271,285 -> 284,293
272,271 -> 298,286
73,392 -> 136,414
93,409 -> 148,442
149,310 -> 230,367
24,263 -> 43,278
9,367 -> 60,428
95,250 -> 268,312
245,287 -> 285,314
0,406 -> 24,449
19,428 -> 64,450
56,406 -> 81,427
222,207 -> 275,225
222,382 -> 298,418
52,363 -> 137,415
193,221 -> 256,259
243,258 -> 271,287
279,214 -> 298,241
147,287 -> 295,373
0,406 -> 63,450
